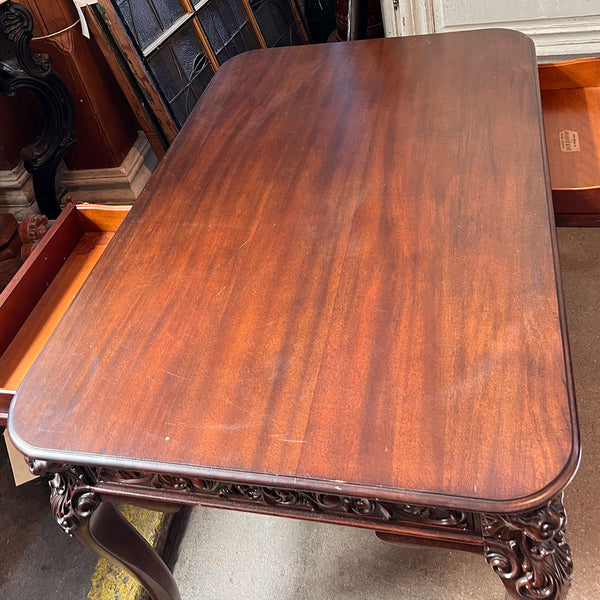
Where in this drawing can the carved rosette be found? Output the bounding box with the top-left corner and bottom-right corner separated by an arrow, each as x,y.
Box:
48,468 -> 101,536
482,495 -> 573,600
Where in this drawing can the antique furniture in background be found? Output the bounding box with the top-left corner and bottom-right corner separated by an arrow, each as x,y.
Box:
0,213 -> 21,288
0,0 -> 156,211
6,32 -> 579,600
0,0 -> 76,218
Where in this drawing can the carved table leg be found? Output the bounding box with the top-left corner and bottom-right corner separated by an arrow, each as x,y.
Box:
482,495 -> 573,600
48,467 -> 181,600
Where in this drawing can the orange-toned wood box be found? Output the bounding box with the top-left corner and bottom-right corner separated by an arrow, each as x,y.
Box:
0,203 -> 130,425
540,58 -> 600,226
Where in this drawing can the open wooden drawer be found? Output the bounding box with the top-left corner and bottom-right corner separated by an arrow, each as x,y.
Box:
539,58 -> 600,226
0,202 -> 130,426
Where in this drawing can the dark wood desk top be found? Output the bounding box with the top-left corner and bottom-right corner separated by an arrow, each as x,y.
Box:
9,31 -> 579,513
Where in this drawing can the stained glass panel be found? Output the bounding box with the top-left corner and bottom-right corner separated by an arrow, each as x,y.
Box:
250,0 -> 303,47
148,22 -> 215,125
198,0 -> 260,65
116,0 -> 187,50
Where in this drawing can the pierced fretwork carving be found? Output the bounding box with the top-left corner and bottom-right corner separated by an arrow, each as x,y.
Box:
482,494 -> 573,600
0,1 -> 76,218
31,461 -> 472,533
92,468 -> 472,530
29,460 -> 475,539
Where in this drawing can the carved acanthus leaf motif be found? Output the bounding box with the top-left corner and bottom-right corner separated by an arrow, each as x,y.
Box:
482,495 -> 573,600
0,3 -> 51,76
49,468 -> 100,536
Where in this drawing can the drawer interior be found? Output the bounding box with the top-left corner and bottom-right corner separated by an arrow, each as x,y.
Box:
0,203 -> 130,425
539,58 -> 600,224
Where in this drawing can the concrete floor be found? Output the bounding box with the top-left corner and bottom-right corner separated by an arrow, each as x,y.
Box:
172,227 -> 600,600
0,226 -> 599,600
0,448 -> 98,599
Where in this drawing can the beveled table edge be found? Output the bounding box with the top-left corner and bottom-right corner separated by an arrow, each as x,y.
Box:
7,419 -> 581,515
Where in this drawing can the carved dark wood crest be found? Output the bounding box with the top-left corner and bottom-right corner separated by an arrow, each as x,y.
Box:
0,2 -> 50,75
0,1 -> 76,218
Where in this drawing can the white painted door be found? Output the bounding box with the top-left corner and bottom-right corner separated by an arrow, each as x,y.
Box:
382,0 -> 600,60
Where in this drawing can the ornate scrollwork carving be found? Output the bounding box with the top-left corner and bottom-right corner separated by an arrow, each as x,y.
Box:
482,495 -> 573,600
48,467 -> 100,536
0,1 -> 76,218
0,2 -> 51,75
92,468 -> 470,531
29,462 -> 472,538
398,504 -> 468,527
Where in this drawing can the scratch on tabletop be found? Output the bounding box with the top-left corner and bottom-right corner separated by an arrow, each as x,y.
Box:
166,371 -> 190,381
225,399 -> 252,414
212,423 -> 257,431
271,434 -> 305,443
215,286 -> 227,297
238,238 -> 250,249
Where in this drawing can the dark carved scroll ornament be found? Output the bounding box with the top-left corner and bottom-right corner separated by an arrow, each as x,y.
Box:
482,494 -> 573,600
28,461 -> 471,533
0,1 -> 76,218
44,466 -> 100,536
26,459 -> 574,600
92,468 -> 471,530
26,460 -> 97,535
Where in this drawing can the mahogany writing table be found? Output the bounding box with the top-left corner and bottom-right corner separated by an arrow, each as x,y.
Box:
7,30 -> 579,600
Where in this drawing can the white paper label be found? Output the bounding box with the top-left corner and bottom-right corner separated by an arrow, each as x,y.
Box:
73,0 -> 98,39
559,130 -> 580,153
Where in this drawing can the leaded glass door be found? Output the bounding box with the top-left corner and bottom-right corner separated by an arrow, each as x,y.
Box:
112,0 -> 307,126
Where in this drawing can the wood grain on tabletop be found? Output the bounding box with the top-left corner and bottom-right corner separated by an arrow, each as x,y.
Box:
9,31 -> 578,511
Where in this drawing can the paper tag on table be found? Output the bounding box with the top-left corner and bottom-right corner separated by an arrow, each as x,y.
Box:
73,0 -> 98,39
3,429 -> 37,486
